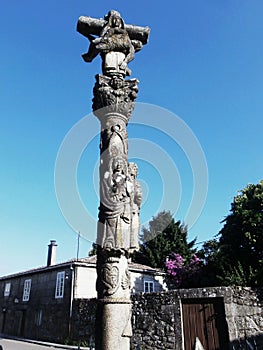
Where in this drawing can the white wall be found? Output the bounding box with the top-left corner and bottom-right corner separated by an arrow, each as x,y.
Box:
74,266 -> 97,299
74,265 -> 167,299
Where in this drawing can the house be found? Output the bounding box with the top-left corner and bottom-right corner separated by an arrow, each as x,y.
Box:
0,240 -> 167,344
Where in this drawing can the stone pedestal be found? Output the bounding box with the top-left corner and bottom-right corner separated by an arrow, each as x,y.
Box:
95,250 -> 132,350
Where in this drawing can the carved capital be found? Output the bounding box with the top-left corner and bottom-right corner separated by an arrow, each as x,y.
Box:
92,75 -> 138,121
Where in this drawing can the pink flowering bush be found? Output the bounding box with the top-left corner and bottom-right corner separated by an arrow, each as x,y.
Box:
165,253 -> 202,288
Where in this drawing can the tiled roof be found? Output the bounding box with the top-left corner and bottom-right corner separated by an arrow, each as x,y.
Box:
0,255 -> 164,280
76,255 -> 164,273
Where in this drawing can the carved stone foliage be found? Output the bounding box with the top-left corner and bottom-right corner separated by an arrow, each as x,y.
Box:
93,74 -> 138,119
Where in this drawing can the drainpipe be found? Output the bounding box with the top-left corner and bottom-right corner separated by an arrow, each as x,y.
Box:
68,264 -> 75,340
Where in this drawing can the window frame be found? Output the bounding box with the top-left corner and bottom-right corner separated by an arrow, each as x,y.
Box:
4,282 -> 11,297
55,271 -> 65,299
22,279 -> 31,302
35,309 -> 43,326
144,280 -> 154,293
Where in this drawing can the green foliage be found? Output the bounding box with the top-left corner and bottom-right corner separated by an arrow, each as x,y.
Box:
197,239 -> 222,286
218,261 -> 257,286
203,180 -> 263,287
88,242 -> 98,256
132,210 -> 196,270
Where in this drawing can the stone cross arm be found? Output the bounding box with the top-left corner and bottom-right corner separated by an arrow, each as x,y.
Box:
77,15 -> 150,45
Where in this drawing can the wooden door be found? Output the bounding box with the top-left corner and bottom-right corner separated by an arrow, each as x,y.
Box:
17,310 -> 26,337
182,298 -> 229,350
1,309 -> 6,333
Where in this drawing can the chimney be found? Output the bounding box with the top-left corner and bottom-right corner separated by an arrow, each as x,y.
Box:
47,240 -> 57,266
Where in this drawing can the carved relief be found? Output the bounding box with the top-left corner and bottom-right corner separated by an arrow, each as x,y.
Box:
77,10 -> 149,77
100,118 -> 128,156
93,74 -> 138,118
98,156 -> 130,250
121,267 -> 131,290
128,162 -> 142,251
102,263 -> 120,295
77,10 -> 149,349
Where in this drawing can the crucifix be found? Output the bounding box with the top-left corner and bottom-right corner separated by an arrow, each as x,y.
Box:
77,10 -> 150,350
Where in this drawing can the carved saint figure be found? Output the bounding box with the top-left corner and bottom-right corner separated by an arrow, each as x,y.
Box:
98,156 -> 131,250
127,162 -> 142,251
82,10 -> 136,76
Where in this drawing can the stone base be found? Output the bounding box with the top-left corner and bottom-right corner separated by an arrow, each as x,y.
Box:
96,249 -> 132,350
96,300 -> 132,350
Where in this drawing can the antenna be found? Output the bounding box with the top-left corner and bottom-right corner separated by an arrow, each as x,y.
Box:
77,231 -> 80,260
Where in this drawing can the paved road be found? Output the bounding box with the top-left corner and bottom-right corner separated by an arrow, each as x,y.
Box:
0,338 -> 59,350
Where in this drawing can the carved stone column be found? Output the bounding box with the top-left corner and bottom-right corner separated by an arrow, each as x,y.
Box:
77,10 -> 149,349
93,76 -> 139,350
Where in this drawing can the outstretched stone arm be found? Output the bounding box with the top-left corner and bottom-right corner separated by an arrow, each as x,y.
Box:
77,16 -> 150,45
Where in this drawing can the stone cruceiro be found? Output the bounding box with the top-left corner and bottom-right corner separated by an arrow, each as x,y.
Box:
77,10 -> 150,350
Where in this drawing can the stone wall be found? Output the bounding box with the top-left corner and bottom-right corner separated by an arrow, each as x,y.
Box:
0,266 -> 73,343
2,280 -> 262,348
130,287 -> 263,350
71,298 -> 97,346
131,292 -> 180,350
72,287 -> 263,350
226,286 -> 263,349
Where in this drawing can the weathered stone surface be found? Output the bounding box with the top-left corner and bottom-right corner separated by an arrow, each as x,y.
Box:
77,15 -> 150,44
77,10 -> 149,77
77,10 -> 149,350
92,75 -> 138,118
68,287 -> 263,349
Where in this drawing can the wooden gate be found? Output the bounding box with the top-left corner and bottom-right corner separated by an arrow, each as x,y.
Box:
182,298 -> 229,350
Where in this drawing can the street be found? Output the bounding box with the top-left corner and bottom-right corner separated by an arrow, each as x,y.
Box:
0,338 -> 59,350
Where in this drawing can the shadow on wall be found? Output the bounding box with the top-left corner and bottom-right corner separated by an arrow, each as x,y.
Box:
230,289 -> 263,349
230,333 -> 263,349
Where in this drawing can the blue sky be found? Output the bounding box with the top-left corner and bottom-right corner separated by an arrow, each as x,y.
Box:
1,1 -> 262,276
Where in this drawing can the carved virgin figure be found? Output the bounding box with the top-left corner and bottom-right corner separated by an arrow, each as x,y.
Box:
98,156 -> 131,250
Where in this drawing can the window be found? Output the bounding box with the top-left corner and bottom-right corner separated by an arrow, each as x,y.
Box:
35,309 -> 43,326
144,280 -> 154,293
55,271 -> 65,299
4,282 -> 11,297
22,279 -> 31,301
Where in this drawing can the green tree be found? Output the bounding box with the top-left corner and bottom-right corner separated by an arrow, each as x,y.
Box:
88,242 -> 97,256
198,239 -> 222,286
132,210 -> 196,269
210,180 -> 263,286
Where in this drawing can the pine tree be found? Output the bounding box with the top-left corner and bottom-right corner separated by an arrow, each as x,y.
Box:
132,210 -> 196,269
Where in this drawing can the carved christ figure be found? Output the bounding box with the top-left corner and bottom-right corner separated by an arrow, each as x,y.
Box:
81,10 -> 142,76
